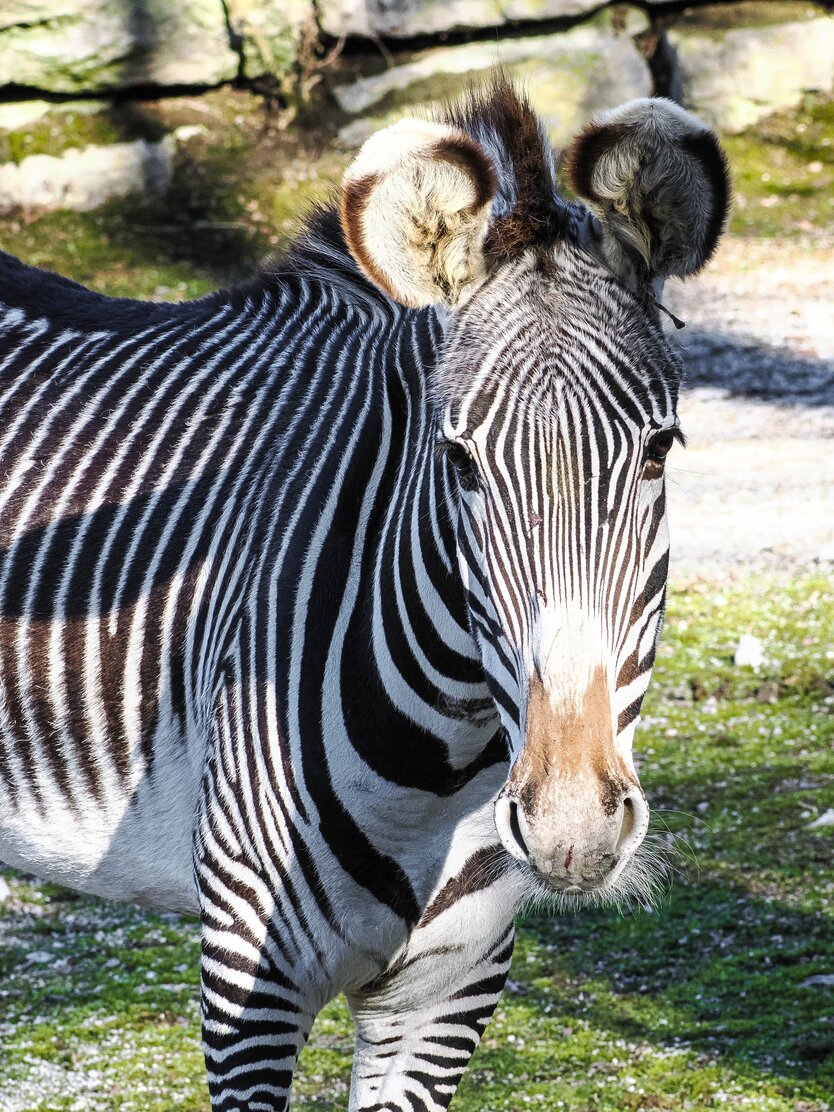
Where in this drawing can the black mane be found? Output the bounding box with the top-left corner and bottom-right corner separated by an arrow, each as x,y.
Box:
0,248 -> 232,332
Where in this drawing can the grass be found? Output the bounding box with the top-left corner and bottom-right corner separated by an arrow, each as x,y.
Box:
723,94 -> 834,239
1,571 -> 832,1111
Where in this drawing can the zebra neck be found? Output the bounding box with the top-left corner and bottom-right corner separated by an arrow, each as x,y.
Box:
359,311 -> 502,773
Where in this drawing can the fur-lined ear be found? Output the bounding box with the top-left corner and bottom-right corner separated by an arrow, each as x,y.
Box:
564,98 -> 730,282
340,119 -> 497,308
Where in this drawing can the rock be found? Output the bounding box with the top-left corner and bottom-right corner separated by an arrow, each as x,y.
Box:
319,0 -> 605,39
0,0 -> 239,94
807,809 -> 834,829
335,7 -> 651,148
0,101 -> 51,131
733,633 -> 766,668
801,973 -> 834,987
224,0 -> 309,82
0,135 -> 175,212
25,950 -> 54,964
0,1 -> 309,94
754,680 -> 780,704
667,2 -> 834,132
0,875 -> 10,903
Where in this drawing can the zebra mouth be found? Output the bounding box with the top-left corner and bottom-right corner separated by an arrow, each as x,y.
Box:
517,839 -> 667,913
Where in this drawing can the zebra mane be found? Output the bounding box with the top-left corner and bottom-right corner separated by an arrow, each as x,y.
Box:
273,206 -> 394,315
443,76 -> 573,264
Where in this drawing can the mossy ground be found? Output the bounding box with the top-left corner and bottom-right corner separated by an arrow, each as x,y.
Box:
723,94 -> 834,239
0,89 -> 346,302
1,573 -> 832,1110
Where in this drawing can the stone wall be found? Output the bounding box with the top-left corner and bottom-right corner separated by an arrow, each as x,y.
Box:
2,1 -> 831,105
0,1 -> 310,93
1,0 -> 833,211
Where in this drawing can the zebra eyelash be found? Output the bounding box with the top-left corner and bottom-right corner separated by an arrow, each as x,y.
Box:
435,439 -> 481,492
647,425 -> 686,453
643,425 -> 686,478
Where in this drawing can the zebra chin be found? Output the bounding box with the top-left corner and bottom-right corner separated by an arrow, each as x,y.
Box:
516,839 -> 671,916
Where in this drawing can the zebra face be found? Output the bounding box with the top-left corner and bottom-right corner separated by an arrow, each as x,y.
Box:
340,82 -> 729,906
435,250 -> 682,903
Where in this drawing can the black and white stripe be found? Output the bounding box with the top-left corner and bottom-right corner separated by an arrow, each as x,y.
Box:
0,79 -> 727,1110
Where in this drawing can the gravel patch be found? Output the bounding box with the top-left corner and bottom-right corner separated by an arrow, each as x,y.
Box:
664,236 -> 834,578
0,1060 -> 103,1112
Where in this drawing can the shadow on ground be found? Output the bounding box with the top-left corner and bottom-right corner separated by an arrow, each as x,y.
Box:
677,329 -> 834,407
501,876 -> 834,1095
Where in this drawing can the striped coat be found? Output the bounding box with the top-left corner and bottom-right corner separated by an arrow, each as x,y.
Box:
0,81 -> 729,1110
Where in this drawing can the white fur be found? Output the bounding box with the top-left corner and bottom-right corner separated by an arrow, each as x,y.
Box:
0,722 -> 202,912
343,119 -> 494,307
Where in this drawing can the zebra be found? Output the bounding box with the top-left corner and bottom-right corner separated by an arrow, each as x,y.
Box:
0,80 -> 729,1110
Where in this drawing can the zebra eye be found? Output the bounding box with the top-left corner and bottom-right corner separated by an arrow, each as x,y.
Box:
643,429 -> 677,479
441,441 -> 479,492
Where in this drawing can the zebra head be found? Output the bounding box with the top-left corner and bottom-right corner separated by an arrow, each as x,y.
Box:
341,83 -> 730,905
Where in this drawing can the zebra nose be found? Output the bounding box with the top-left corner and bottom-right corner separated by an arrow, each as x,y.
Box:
494,783 -> 650,890
494,793 -> 532,863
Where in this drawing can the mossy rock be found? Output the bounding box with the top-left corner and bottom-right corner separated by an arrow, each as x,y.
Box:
0,0 -> 305,96
333,7 -> 651,148
668,4 -> 834,133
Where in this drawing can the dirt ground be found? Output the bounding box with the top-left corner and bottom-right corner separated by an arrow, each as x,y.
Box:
662,235 -> 834,581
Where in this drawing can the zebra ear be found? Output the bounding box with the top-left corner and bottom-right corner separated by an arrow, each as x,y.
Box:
340,119 -> 497,308
564,98 -> 731,282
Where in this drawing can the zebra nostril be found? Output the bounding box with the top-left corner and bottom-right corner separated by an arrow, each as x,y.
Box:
494,794 -> 531,863
507,798 -> 529,859
616,795 -> 637,852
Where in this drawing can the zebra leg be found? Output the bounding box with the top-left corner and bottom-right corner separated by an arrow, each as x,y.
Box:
195,776 -> 317,1111
347,924 -> 515,1112
199,911 -> 317,1112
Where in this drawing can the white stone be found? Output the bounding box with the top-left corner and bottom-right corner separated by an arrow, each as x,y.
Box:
670,16 -> 834,133
0,101 -> 51,131
172,124 -> 209,143
335,11 -> 651,147
733,633 -> 766,669
26,950 -> 54,964
801,972 -> 834,987
319,0 -> 608,38
807,809 -> 834,829
0,136 -> 175,212
0,875 -> 10,902
0,0 -> 240,93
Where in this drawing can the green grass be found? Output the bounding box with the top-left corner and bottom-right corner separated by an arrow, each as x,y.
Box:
723,93 -> 834,239
1,572 -> 832,1110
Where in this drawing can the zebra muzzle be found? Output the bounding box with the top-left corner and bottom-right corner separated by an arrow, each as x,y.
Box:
493,668 -> 650,891
494,780 -> 648,891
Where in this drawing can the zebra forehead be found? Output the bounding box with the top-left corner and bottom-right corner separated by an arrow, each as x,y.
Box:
431,264 -> 682,431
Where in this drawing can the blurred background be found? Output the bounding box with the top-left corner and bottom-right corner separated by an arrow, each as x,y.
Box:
0,3 -> 833,1111
0,1 -> 831,297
